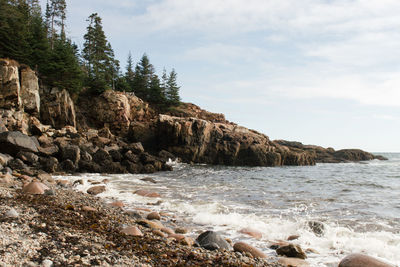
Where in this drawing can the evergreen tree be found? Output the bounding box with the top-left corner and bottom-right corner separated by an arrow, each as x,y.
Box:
132,53 -> 155,100
125,51 -> 135,91
165,69 -> 181,106
45,0 -> 67,49
82,13 -> 116,93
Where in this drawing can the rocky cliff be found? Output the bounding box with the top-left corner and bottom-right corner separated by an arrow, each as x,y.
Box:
0,58 -> 386,177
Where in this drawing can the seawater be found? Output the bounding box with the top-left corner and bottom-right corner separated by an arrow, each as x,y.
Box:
58,153 -> 400,266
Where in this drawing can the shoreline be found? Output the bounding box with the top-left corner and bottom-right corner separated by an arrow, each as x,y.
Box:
0,174 -> 284,267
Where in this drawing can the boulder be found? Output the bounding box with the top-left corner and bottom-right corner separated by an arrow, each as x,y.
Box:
276,244 -> 307,259
41,157 -> 58,173
93,149 -> 112,164
40,87 -> 76,129
0,131 -> 38,156
22,181 -> 49,194
307,221 -> 325,236
233,242 -> 267,258
20,66 -> 40,115
338,253 -> 395,267
87,185 -> 106,195
195,231 -> 231,251
134,189 -> 160,198
17,151 -> 39,164
137,219 -> 164,230
0,153 -> 13,166
60,145 -> 80,165
8,158 -> 28,170
0,59 -> 21,110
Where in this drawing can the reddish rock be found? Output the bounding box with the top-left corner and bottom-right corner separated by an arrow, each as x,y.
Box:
233,242 -> 267,258
168,233 -> 185,241
110,201 -> 124,208
134,189 -> 160,198
147,211 -> 161,220
175,227 -> 189,234
239,228 -> 263,240
22,181 -> 49,195
56,180 -> 69,187
339,253 -> 395,267
152,229 -> 167,238
137,219 -> 164,230
181,237 -> 195,247
121,226 -> 143,236
87,185 -> 106,195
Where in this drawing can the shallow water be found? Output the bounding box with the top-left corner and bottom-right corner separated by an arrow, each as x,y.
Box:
58,153 -> 400,266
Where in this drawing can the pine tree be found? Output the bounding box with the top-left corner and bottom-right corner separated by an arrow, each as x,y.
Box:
132,53 -> 155,100
45,0 -> 66,49
165,69 -> 181,106
82,13 -> 116,94
125,51 -> 135,91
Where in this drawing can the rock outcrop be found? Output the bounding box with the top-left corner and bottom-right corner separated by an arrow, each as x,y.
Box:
0,59 -> 21,110
40,87 -> 76,129
157,114 -> 315,167
20,66 -> 40,116
274,140 -> 387,163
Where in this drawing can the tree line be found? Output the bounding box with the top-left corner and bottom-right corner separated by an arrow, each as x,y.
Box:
0,0 -> 181,108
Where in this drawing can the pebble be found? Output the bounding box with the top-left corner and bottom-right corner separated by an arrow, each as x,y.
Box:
147,211 -> 161,220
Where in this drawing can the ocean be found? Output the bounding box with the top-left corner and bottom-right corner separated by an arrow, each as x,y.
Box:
58,153 -> 400,266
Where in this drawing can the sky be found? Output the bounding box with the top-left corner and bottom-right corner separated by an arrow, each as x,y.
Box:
41,0 -> 400,152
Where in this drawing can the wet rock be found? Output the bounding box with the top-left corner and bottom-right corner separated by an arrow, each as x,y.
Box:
87,185 -> 106,195
122,160 -> 142,173
278,257 -> 310,267
124,151 -> 140,163
0,153 -> 13,166
152,229 -> 167,238
239,228 -> 263,240
140,177 -> 157,184
4,208 -> 19,218
287,235 -> 300,241
56,180 -> 70,188
109,149 -> 122,162
233,242 -> 267,258
38,145 -> 59,157
22,181 -> 49,195
276,244 -> 307,259
307,221 -> 325,236
110,201 -> 124,208
125,210 -> 142,219
158,150 -> 176,162
143,164 -> 155,173
147,212 -> 161,220
161,227 -> 175,235
339,253 -> 395,267
195,231 -> 231,251
134,189 -> 160,198
78,160 -> 101,173
121,226 -> 143,236
0,131 -> 38,156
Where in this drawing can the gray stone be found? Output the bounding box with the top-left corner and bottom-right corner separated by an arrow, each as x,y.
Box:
195,231 -> 231,251
4,208 -> 19,218
0,131 -> 38,156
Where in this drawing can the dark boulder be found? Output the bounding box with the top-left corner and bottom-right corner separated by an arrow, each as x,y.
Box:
0,131 -> 38,156
60,145 -> 80,165
124,150 -> 139,163
195,231 -> 231,251
93,149 -> 112,164
308,221 -> 325,236
109,149 -> 122,162
276,244 -> 307,259
122,160 -> 142,173
78,160 -> 102,173
60,159 -> 76,172
41,157 -> 58,173
17,151 -> 39,165
8,158 -> 28,170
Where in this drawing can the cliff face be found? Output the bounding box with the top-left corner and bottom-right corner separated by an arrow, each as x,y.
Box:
157,115 -> 316,166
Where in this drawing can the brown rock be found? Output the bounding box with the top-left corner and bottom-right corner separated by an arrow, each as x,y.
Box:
276,244 -> 307,259
87,185 -> 106,195
339,253 -> 395,267
121,226 -> 143,236
175,227 -> 189,234
152,229 -> 167,238
20,66 -> 40,115
147,211 -> 161,220
0,173 -> 14,184
239,228 -> 263,240
168,233 -> 185,241
134,189 -> 160,198
110,201 -> 124,208
0,59 -> 21,110
161,227 -> 175,235
233,242 -> 267,258
181,237 -> 195,247
278,257 -> 310,267
137,219 -> 164,230
22,181 -> 49,195
287,235 -> 300,241
37,173 -> 54,183
56,180 -> 69,187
